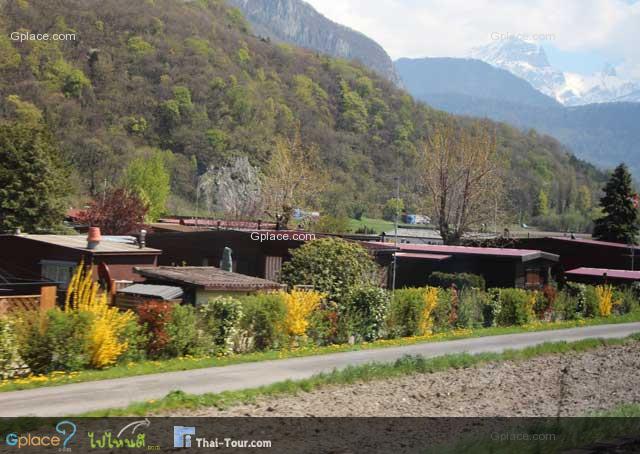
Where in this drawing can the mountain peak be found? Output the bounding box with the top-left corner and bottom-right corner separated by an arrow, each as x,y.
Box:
471,36 -> 551,69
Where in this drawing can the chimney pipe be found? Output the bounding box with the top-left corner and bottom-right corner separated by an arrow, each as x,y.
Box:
139,229 -> 147,249
87,227 -> 101,249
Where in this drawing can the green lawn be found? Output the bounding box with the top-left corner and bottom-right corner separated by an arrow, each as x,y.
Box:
3,311 -> 639,394
82,334 -> 640,416
347,217 -> 412,234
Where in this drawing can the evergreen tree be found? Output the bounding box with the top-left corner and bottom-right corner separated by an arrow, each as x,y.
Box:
593,163 -> 638,244
0,122 -> 69,232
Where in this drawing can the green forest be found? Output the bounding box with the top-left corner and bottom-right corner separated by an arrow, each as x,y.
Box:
0,0 -> 607,232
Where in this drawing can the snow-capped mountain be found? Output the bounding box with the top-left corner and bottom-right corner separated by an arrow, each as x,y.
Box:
470,37 -> 640,106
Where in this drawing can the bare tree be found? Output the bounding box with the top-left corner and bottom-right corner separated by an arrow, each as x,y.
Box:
198,156 -> 262,219
420,122 -> 503,244
262,131 -> 324,229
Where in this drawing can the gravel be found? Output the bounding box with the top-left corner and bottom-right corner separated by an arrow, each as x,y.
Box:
166,342 -> 640,417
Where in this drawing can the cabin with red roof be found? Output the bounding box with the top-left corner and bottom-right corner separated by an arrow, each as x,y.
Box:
390,243 -> 559,289
514,236 -> 640,275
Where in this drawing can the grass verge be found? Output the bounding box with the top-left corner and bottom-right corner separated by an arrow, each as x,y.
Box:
81,332 -> 640,417
2,311 -> 639,393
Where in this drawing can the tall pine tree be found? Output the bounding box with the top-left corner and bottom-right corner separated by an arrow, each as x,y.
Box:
593,163 -> 638,244
0,122 -> 69,232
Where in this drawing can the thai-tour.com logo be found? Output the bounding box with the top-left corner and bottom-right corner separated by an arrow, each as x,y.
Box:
173,425 -> 272,449
2,420 -> 77,450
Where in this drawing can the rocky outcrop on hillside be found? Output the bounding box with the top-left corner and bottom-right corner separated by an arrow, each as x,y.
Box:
228,0 -> 401,85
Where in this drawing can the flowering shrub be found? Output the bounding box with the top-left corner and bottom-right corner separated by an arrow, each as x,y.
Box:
595,285 -> 614,317
418,287 -> 438,334
283,290 -> 324,338
65,263 -> 135,368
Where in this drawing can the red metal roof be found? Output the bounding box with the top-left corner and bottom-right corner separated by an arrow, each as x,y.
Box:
565,267 -> 640,280
391,243 -> 557,261
395,252 -> 452,260
549,236 -> 640,250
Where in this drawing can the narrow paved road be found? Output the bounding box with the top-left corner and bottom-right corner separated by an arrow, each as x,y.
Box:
2,322 -> 639,416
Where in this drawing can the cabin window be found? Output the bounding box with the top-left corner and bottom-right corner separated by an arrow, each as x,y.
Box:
525,268 -> 542,288
40,260 -> 76,290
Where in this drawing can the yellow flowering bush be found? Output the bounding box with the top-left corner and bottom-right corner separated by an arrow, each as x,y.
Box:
283,290 -> 324,337
65,263 -> 134,368
418,287 -> 438,335
595,285 -> 613,317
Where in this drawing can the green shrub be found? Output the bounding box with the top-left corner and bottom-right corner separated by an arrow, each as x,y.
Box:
240,294 -> 287,351
46,310 -> 93,372
0,317 -> 24,379
117,318 -> 148,363
166,305 -> 210,357
496,289 -> 534,326
14,310 -> 52,374
280,238 -> 378,302
584,285 -> 599,317
432,289 -> 454,332
457,289 -> 485,329
427,272 -> 485,291
387,288 -> 425,337
15,309 -> 93,374
307,302 -> 341,346
482,289 -> 500,327
614,287 -> 638,315
343,286 -> 390,341
199,297 -> 243,355
553,291 -> 581,321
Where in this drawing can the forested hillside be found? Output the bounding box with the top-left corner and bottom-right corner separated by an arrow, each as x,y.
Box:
0,0 -> 606,226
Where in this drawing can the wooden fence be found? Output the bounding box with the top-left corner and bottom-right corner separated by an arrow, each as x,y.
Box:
0,285 -> 57,315
0,295 -> 40,315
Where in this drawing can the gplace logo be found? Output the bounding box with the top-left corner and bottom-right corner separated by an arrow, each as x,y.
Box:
4,420 -> 76,450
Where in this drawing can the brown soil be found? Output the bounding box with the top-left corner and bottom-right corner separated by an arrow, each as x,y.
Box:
167,342 -> 640,417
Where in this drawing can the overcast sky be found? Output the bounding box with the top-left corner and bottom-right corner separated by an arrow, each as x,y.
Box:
304,0 -> 640,77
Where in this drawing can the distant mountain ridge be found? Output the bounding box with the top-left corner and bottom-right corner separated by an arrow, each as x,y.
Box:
395,56 -> 640,176
227,0 -> 401,85
395,57 -> 560,109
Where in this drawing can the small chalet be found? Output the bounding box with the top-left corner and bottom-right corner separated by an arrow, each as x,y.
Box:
389,243 -> 559,289
134,266 -> 285,305
565,267 -> 640,286
0,230 -> 161,295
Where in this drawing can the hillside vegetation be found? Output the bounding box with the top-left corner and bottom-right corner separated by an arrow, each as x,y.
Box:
0,0 -> 606,225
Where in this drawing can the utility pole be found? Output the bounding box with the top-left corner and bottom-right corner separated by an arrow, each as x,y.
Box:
391,176 -> 400,296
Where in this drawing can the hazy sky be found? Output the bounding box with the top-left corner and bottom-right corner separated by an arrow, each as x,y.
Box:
304,0 -> 640,77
